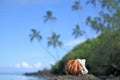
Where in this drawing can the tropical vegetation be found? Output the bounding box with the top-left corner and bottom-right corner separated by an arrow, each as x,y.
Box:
29,0 -> 120,76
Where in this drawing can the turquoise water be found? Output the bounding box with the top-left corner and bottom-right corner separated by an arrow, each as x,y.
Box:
0,74 -> 46,80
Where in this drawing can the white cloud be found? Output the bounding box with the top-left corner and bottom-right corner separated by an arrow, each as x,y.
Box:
34,62 -> 41,68
49,61 -> 55,66
15,61 -> 42,69
21,62 -> 32,68
15,61 -> 32,69
65,37 -> 86,47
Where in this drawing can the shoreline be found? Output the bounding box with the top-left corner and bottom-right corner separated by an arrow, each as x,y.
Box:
24,70 -> 120,80
24,70 -> 100,80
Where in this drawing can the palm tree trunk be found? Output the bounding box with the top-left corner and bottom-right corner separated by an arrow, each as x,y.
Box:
60,47 -> 69,52
55,47 -> 59,61
50,26 -> 53,33
91,5 -> 99,39
50,22 -> 54,33
40,43 -> 57,62
78,11 -> 88,39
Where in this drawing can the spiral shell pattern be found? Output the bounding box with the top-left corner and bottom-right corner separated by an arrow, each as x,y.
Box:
65,59 -> 84,75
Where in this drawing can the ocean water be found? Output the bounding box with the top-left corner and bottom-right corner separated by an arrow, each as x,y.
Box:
0,74 -> 46,80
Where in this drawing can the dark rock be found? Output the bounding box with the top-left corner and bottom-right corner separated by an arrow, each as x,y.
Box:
99,75 -> 120,80
48,74 -> 100,80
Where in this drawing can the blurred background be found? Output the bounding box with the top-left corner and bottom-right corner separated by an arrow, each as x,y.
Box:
0,0 -> 120,78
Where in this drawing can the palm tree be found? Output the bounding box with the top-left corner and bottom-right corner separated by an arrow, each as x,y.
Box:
48,32 -> 62,48
43,10 -> 56,32
29,29 -> 57,61
47,32 -> 63,60
72,24 -> 85,38
43,10 -> 63,60
72,0 -> 88,39
43,10 -> 56,22
72,1 -> 82,11
29,29 -> 42,42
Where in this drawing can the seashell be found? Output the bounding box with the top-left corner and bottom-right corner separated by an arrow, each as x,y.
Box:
65,59 -> 88,75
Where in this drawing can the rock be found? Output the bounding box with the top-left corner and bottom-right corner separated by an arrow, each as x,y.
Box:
49,74 -> 100,80
99,75 -> 120,80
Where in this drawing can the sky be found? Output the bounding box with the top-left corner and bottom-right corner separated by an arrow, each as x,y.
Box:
0,0 -> 99,73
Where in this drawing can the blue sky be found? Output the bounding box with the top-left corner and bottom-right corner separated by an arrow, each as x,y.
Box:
0,0 -> 99,73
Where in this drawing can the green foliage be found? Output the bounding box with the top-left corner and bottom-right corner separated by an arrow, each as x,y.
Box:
30,0 -> 120,76
48,32 -> 63,48
86,0 -> 120,33
43,10 -> 56,23
29,29 -> 42,42
72,24 -> 85,38
51,29 -> 120,76
72,0 -> 82,11
51,39 -> 93,74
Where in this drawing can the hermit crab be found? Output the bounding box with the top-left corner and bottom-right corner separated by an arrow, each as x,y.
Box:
65,59 -> 88,75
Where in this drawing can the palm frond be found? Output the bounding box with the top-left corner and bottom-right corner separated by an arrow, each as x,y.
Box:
47,32 -> 63,48
72,1 -> 82,11
72,24 -> 85,38
29,29 -> 42,42
31,29 -> 36,33
47,10 -> 52,16
30,36 -> 34,42
43,10 -> 56,23
48,41 -> 52,47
